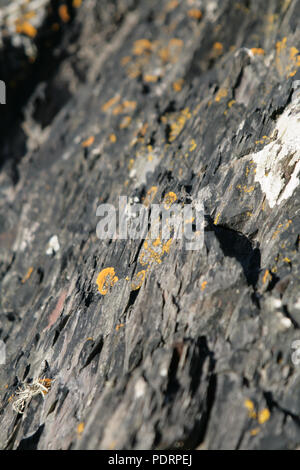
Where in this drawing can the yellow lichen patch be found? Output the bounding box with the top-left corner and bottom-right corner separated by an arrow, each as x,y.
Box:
139,235 -> 173,267
169,38 -> 184,48
131,270 -> 146,290
15,22 -> 37,37
236,184 -> 255,193
128,158 -> 134,170
121,56 -> 131,66
214,213 -> 221,225
250,427 -> 260,436
81,136 -> 95,148
59,5 -> 70,23
158,38 -> 184,64
215,88 -> 228,102
275,38 -> 298,76
112,100 -> 137,115
73,0 -> 82,7
101,95 -> 120,112
187,9 -> 202,20
251,48 -> 265,55
189,139 -> 197,152
133,39 -> 153,55
213,42 -> 223,55
163,191 -> 177,209
272,219 -> 292,239
144,74 -> 159,83
144,186 -> 158,207
123,100 -> 137,111
244,399 -> 257,419
258,408 -> 270,424
158,47 -> 170,63
201,281 -> 207,291
283,257 -> 291,264
77,422 -> 85,435
172,78 -> 184,92
120,116 -> 132,129
96,268 -> 118,295
262,269 -> 270,285
288,46 -> 300,77
165,0 -> 179,11
109,133 -> 117,143
162,238 -> 173,254
228,99 -> 236,108
169,108 -> 191,142
116,323 -> 125,332
21,266 -> 34,284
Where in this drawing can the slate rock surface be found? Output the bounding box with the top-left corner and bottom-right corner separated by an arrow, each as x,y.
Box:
0,0 -> 300,450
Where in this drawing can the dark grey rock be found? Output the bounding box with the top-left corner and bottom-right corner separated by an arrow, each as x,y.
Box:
0,0 -> 300,450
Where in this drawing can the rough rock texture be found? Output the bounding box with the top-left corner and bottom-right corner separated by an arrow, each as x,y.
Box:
0,0 -> 300,450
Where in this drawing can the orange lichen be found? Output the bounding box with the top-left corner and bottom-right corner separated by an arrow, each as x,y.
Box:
272,219 -> 292,239
116,323 -> 125,331
189,139 -> 197,151
244,399 -> 257,419
140,231 -> 173,265
144,186 -> 158,207
109,133 -> 117,143
165,0 -> 179,11
112,100 -> 137,115
214,213 -> 221,225
21,266 -> 34,284
213,42 -> 223,55
121,56 -> 131,66
163,191 -> 177,209
228,99 -> 236,108
172,79 -> 184,92
81,136 -> 95,148
131,270 -> 146,290
96,268 -> 118,295
101,95 -> 120,112
236,184 -> 255,193
77,422 -> 85,435
201,281 -> 208,291
15,22 -> 37,37
215,88 -> 228,102
120,116 -> 132,129
158,38 -> 184,64
73,0 -> 82,7
275,38 -> 299,77
251,48 -> 265,55
133,39 -> 153,55
250,428 -> 260,436
258,408 -> 270,424
144,74 -> 159,82
169,108 -> 191,141
59,5 -> 70,23
262,269 -> 270,285
188,9 -> 202,20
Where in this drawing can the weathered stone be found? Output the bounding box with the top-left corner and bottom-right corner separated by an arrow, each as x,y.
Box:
0,0 -> 300,450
